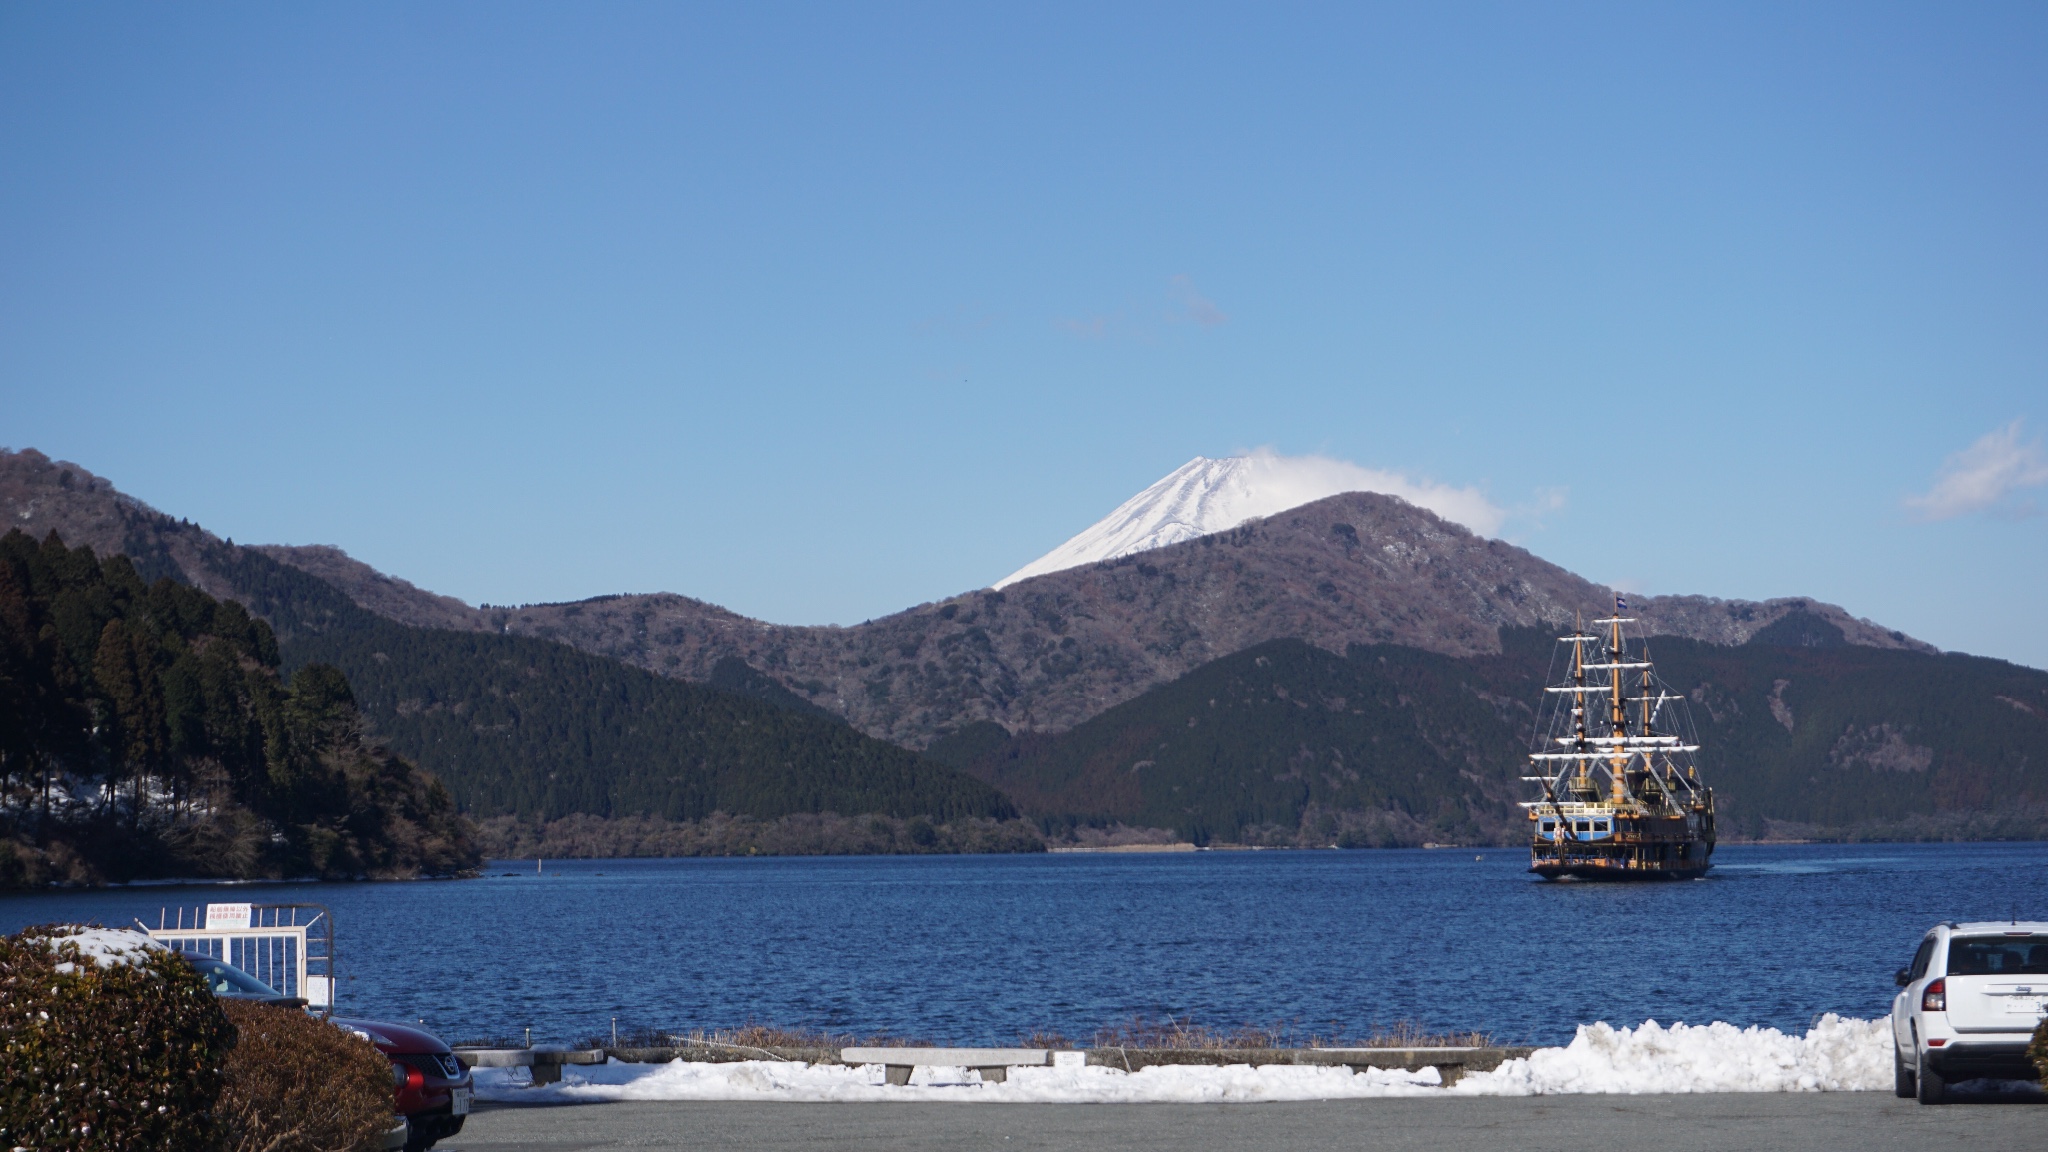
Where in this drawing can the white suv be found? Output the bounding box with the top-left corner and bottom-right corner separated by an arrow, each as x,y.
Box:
1890,920 -> 2048,1104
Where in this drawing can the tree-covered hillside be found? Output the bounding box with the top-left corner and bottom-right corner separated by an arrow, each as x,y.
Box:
930,623 -> 2048,846
929,639 -> 1530,846
284,619 -> 1017,823
1610,626 -> 2048,839
0,530 -> 478,885
68,531 -> 1018,826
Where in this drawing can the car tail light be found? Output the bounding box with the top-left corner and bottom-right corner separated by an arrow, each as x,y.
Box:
1922,978 -> 1946,1012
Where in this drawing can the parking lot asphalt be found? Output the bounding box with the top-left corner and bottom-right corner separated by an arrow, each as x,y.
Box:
444,1091 -> 2041,1152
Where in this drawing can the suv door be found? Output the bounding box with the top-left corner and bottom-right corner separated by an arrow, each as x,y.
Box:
1894,936 -> 1936,1052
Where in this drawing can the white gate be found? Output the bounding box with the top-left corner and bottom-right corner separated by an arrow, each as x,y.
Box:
142,903 -> 336,1011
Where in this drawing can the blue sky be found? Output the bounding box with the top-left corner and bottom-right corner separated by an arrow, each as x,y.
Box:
3,3 -> 2044,667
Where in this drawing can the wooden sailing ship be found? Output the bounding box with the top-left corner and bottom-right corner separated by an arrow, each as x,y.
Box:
1524,597 -> 1715,880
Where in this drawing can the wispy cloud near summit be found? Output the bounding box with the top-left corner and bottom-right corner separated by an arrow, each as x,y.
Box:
1905,419 -> 2048,521
1169,275 -> 1227,329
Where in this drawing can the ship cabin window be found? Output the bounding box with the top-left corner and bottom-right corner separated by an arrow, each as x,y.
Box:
1594,820 -> 1610,833
1572,820 -> 1589,833
1539,819 -> 1556,833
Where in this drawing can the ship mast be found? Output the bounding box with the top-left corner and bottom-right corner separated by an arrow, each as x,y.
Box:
1609,606 -> 1627,803
1572,612 -> 1589,797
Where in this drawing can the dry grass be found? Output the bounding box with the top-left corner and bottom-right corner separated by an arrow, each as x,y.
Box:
572,1017 -> 1491,1053
1090,1015 -> 1491,1050
579,1021 -> 936,1051
1013,1029 -> 1074,1049
1091,1017 -> 1294,1050
1350,1020 -> 1493,1049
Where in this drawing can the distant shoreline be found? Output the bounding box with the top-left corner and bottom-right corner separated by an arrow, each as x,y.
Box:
1048,843 -> 1197,854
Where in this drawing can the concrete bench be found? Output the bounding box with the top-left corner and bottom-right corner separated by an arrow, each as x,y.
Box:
841,1047 -> 1081,1085
452,1046 -> 606,1085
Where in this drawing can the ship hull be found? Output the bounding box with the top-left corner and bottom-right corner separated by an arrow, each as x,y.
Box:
1529,860 -> 1711,881
1528,841 -> 1713,881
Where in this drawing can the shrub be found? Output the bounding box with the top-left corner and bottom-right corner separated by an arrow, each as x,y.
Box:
0,924 -> 233,1152
216,1000 -> 392,1152
2030,1016 -> 2048,1082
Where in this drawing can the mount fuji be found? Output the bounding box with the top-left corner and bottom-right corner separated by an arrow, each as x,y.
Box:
995,452 -> 1506,588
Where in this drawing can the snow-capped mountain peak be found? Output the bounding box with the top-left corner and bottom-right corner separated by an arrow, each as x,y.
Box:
994,452 -> 1503,589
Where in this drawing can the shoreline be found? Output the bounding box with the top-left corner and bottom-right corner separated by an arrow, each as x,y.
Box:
10,838 -> 2046,891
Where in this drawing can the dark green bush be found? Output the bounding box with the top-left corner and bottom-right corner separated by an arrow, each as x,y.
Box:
217,1000 -> 391,1152
2030,1016 -> 2048,1082
0,924 -> 233,1152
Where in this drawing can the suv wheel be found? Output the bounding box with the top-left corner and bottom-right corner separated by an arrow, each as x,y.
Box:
1915,1062 -> 1946,1105
1893,1048 -> 1915,1098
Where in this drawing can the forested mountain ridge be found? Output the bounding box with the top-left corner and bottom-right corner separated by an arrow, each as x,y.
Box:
119,526 -> 1019,826
0,524 -> 1019,873
404,497 -> 1932,750
925,624 -> 2048,847
283,619 -> 1016,823
0,530 -> 479,886
6,448 -> 2040,852
2,448 -> 1931,753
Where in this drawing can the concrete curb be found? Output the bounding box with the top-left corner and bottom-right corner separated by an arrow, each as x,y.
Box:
1083,1047 -> 1538,1086
547,1045 -> 1539,1088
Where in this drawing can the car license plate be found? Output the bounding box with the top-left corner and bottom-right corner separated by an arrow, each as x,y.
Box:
451,1087 -> 471,1116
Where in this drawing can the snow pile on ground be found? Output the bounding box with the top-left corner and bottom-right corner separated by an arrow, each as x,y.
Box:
35,926 -> 167,973
1460,1015 -> 1890,1095
473,1060 -> 1442,1104
473,1016 -> 1896,1104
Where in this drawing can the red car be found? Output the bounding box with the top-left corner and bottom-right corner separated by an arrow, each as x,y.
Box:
332,1016 -> 474,1151
181,954 -> 473,1152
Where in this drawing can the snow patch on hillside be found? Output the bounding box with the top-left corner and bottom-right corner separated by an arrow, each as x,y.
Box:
996,452 -> 1503,589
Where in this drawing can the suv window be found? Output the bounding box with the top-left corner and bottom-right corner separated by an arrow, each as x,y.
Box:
1945,937 -> 2048,976
1908,937 -> 1937,980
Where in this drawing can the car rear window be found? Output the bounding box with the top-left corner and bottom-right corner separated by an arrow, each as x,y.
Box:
183,954 -> 284,997
1945,937 -> 2048,976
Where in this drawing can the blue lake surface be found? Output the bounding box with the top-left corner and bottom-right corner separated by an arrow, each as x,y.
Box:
5,842 -> 2046,1048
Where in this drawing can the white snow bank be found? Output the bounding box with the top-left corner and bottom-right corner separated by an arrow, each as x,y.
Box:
473,1059 -> 1442,1104
474,1015 -> 1897,1105
37,926 -> 166,973
1460,1015 -> 1890,1095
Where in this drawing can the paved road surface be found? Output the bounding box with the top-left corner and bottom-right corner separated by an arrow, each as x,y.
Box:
445,1092 -> 2039,1152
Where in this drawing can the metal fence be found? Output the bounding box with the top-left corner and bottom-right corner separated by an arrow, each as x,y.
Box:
142,903 -> 335,1010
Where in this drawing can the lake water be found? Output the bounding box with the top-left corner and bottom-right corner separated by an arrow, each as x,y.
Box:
6,843 -> 2046,1048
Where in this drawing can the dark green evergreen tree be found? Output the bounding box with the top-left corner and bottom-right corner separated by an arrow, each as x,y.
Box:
0,530 -> 480,886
